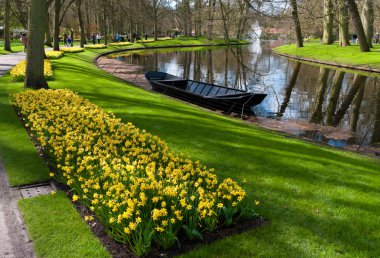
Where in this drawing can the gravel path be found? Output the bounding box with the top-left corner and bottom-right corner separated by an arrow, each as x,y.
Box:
0,52 -> 35,258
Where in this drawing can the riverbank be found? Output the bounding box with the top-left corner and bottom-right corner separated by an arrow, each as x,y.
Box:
1,39 -> 380,257
274,43 -> 380,74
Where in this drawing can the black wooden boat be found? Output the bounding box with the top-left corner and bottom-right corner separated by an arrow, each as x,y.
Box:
145,71 -> 267,115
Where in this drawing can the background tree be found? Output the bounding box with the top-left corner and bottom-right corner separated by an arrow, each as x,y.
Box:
25,0 -> 48,89
361,0 -> 374,48
322,0 -> 334,44
290,0 -> 303,48
345,0 -> 370,52
4,0 -> 11,51
339,0 -> 350,46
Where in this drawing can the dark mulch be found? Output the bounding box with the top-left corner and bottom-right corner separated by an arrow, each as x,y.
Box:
72,199 -> 266,258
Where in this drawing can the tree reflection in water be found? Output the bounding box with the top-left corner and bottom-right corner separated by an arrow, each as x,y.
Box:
111,43 -> 379,149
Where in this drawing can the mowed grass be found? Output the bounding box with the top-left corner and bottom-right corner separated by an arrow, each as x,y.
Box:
46,48 -> 380,257
0,45 -> 24,55
0,74 -> 50,186
275,42 -> 380,69
18,191 -> 110,258
0,39 -> 379,257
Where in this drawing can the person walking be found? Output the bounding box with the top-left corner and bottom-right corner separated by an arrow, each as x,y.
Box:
67,37 -> 72,47
375,33 -> 379,44
63,33 -> 68,46
96,33 -> 101,44
144,32 -> 148,41
20,33 -> 28,52
92,33 -> 96,44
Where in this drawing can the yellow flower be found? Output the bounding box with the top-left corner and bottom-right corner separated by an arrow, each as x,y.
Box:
255,200 -> 260,206
72,194 -> 79,202
84,216 -> 93,221
155,226 -> 164,232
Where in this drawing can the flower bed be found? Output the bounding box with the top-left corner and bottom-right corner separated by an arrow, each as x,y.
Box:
13,89 -> 257,256
60,47 -> 85,53
10,60 -> 54,81
45,50 -> 64,59
108,42 -> 132,46
84,44 -> 108,49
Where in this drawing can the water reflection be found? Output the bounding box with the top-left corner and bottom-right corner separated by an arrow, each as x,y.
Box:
112,43 -> 380,148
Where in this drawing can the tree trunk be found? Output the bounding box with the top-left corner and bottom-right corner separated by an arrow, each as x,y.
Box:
25,0 -> 48,89
322,0 -> 334,44
183,0 -> 191,36
194,0 -> 202,37
290,0 -> 303,48
53,0 -> 61,51
372,85 -> 380,145
76,0 -> 86,48
326,71 -> 345,125
332,75 -> 367,126
4,0 -> 11,52
339,0 -> 350,46
45,12 -> 53,47
361,0 -> 374,48
345,0 -> 370,52
277,62 -> 301,117
207,0 -> 216,40
310,68 -> 330,124
349,84 -> 365,132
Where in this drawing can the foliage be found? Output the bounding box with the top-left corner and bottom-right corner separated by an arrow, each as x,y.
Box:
13,89 -> 256,256
45,51 -> 64,59
60,47 -> 85,53
10,60 -> 54,81
84,44 -> 107,49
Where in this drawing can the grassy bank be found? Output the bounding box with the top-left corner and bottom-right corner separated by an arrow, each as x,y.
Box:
1,38 -> 380,257
18,192 -> 110,258
275,42 -> 380,70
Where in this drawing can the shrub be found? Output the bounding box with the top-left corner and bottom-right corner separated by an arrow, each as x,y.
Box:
10,60 -> 54,81
13,89 -> 256,256
45,51 -> 64,59
60,47 -> 85,53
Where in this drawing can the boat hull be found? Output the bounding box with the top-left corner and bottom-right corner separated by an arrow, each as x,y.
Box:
145,72 -> 266,115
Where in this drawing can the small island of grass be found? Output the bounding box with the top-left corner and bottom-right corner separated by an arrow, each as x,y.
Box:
274,42 -> 380,73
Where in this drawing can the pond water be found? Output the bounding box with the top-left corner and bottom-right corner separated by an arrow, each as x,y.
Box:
110,41 -> 380,150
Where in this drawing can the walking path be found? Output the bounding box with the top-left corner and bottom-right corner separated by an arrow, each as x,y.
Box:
0,51 -> 35,258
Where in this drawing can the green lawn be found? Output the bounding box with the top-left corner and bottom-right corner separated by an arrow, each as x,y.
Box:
1,39 -> 380,257
18,191 -> 110,258
0,42 -> 24,55
275,42 -> 380,70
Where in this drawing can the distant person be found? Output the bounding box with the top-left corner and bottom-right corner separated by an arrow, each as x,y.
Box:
144,32 -> 148,40
20,33 -> 27,52
96,33 -> 101,44
92,33 -> 96,44
63,33 -> 68,46
352,33 -> 358,44
67,37 -> 72,47
375,33 -> 379,44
